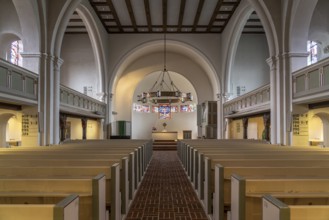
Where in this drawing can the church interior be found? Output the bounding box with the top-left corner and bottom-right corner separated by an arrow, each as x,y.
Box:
1,0 -> 329,219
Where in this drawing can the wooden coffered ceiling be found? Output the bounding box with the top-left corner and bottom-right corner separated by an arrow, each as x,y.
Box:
65,0 -> 265,34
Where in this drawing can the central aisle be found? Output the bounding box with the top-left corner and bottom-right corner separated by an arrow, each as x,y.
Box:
126,151 -> 208,220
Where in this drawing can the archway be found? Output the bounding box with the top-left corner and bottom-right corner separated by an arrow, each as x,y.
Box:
0,113 -> 16,147
132,71 -> 198,139
314,112 -> 329,147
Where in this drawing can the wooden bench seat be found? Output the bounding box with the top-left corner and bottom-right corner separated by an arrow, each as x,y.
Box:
0,175 -> 105,220
0,194 -> 79,220
0,163 -> 121,220
263,195 -> 329,220
0,140 -> 153,220
231,175 -> 329,220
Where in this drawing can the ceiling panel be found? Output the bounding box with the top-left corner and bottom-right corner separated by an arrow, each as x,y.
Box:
131,0 -> 147,26
65,0 -> 265,34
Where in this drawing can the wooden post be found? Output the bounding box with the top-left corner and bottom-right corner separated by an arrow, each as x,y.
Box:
59,114 -> 67,142
81,117 -> 87,140
242,117 -> 248,139
263,113 -> 271,142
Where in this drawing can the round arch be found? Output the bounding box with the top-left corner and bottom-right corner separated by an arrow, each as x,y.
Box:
0,113 -> 16,147
222,0 -> 279,94
109,39 -> 220,101
11,0 -> 40,53
50,0 -> 106,96
75,3 -> 107,96
290,0 -> 318,53
132,71 -> 198,140
314,112 -> 329,147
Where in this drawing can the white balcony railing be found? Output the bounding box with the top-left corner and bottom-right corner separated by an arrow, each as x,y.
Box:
60,85 -> 106,117
223,84 -> 270,117
0,58 -> 38,103
0,58 -> 106,117
293,57 -> 329,104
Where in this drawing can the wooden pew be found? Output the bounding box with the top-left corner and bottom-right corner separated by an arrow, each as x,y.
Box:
0,162 -> 122,220
262,195 -> 329,220
0,174 -> 105,220
0,194 -> 79,220
231,174 -> 329,220
0,140 -> 152,220
199,152 -> 329,217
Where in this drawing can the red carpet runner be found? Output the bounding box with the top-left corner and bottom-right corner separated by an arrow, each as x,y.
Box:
126,151 -> 208,220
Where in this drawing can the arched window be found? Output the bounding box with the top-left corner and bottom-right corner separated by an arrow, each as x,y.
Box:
307,40 -> 318,65
7,40 -> 23,66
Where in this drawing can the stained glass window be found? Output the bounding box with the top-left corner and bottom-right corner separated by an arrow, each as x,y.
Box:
10,40 -> 23,66
307,41 -> 318,65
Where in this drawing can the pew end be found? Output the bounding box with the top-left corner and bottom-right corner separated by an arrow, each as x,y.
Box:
0,194 -> 79,220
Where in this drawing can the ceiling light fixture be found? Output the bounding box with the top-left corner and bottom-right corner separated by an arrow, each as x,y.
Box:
137,33 -> 193,105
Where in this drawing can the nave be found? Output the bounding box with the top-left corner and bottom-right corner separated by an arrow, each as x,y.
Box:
126,151 -> 208,220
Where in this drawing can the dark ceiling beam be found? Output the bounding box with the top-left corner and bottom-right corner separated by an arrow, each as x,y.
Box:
125,0 -> 138,31
177,0 -> 186,32
69,19 -> 83,22
244,25 -> 264,29
65,31 -> 88,34
144,0 -> 152,32
218,11 -> 231,15
247,18 -> 261,22
106,0 -> 123,32
89,1 -> 111,33
217,0 -> 241,33
162,0 -> 167,32
221,2 -> 239,6
192,0 -> 205,32
91,2 -> 108,6
66,26 -> 87,29
207,0 -> 223,31
242,31 -> 265,34
103,18 -> 115,22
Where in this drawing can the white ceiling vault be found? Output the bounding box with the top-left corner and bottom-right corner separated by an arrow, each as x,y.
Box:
66,0 -> 265,34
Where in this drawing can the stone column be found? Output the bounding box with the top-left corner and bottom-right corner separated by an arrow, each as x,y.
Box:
81,117 -> 88,140
38,54 -> 63,145
267,56 -> 280,144
217,94 -> 223,139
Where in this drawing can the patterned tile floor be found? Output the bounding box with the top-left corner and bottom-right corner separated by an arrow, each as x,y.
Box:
126,151 -> 208,220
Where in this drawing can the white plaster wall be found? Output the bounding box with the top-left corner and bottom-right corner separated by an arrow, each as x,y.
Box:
0,0 -> 22,59
67,117 -> 82,140
6,114 -> 22,142
86,120 -> 100,139
309,116 -> 323,141
108,34 -> 221,82
230,34 -> 270,97
61,34 -> 98,98
309,0 -> 329,60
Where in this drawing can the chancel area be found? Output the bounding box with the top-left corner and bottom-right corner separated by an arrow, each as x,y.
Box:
1,0 -> 329,220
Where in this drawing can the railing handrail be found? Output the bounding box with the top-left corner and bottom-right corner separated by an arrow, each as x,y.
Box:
60,84 -> 105,105
224,83 -> 270,105
0,58 -> 38,78
292,56 -> 329,78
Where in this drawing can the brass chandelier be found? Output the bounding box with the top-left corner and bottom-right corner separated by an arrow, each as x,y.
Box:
137,33 -> 193,104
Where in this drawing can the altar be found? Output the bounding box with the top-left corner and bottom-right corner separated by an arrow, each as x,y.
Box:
152,131 -> 178,140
